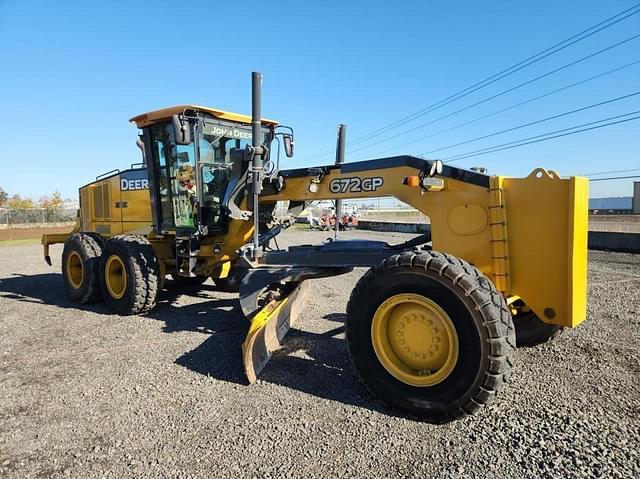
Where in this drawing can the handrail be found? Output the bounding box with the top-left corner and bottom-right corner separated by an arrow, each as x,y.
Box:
95,169 -> 120,180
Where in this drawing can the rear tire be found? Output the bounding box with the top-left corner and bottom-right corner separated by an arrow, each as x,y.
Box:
84,232 -> 105,249
99,235 -> 160,315
346,250 -> 515,423
61,233 -> 103,303
513,310 -> 563,347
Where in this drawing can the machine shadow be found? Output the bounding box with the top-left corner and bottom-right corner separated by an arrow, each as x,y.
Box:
0,273 -> 216,315
0,272 -> 389,415
0,273 -> 108,312
174,309 -> 388,415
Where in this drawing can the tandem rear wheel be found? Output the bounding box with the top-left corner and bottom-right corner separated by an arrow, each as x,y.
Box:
61,232 -> 235,314
99,234 -> 161,315
346,250 -> 515,423
61,233 -> 103,303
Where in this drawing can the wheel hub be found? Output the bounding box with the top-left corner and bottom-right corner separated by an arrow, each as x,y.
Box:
105,255 -> 127,300
371,293 -> 458,386
66,251 -> 84,289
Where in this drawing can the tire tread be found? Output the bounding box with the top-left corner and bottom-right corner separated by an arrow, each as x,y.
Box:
101,234 -> 160,315
62,232 -> 103,303
346,250 -> 516,423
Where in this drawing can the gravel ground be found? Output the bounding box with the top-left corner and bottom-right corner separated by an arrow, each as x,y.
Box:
0,229 -> 638,478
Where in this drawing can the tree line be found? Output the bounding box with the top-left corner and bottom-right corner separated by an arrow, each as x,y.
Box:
0,186 -> 65,210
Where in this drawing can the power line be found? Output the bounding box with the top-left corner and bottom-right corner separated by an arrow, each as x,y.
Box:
301,3 -> 640,161
341,32 -> 640,159
306,3 -> 640,159
418,91 -> 640,155
355,59 -> 640,160
583,167 -> 640,176
347,7 -> 640,146
589,175 -> 640,181
443,111 -> 640,161
441,110 -> 640,162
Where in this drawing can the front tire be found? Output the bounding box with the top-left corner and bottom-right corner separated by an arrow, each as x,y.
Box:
346,250 -> 515,423
213,269 -> 243,293
169,274 -> 209,288
61,233 -> 103,303
99,235 -> 160,315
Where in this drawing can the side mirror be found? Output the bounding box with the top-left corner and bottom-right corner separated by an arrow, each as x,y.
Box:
282,134 -> 294,158
172,115 -> 192,145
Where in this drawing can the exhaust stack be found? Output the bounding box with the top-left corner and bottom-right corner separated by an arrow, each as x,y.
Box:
251,72 -> 264,259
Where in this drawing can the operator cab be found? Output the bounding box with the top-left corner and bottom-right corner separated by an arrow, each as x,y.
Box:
130,105 -> 282,237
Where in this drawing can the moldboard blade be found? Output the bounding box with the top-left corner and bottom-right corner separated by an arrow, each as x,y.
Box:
242,281 -> 310,384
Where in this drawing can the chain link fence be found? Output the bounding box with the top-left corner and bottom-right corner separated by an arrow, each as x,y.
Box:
0,207 -> 77,226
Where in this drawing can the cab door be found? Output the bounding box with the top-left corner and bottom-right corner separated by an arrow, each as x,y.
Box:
147,124 -> 197,232
148,124 -> 177,232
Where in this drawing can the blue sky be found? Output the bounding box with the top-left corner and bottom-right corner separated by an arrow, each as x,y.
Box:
0,0 -> 638,200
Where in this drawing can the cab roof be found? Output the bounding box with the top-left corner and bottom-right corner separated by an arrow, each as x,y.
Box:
129,104 -> 278,128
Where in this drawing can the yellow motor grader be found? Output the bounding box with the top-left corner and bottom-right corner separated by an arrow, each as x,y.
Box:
43,73 -> 588,423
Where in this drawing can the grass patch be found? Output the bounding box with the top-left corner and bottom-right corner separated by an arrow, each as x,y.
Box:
0,238 -> 41,247
289,223 -> 315,231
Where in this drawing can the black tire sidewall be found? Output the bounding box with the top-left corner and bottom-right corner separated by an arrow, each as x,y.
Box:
100,240 -> 139,314
62,234 -> 100,302
348,268 -> 489,419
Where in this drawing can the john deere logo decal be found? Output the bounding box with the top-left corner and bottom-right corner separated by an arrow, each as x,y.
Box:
120,169 -> 149,191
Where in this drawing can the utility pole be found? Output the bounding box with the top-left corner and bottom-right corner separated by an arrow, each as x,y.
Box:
334,124 -> 347,240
